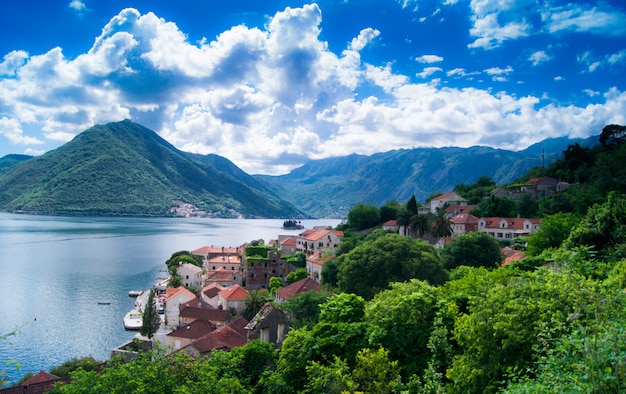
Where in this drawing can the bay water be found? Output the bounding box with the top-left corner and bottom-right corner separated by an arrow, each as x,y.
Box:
0,213 -> 340,384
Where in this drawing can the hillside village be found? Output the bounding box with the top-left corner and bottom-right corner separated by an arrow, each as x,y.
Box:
112,177 -> 561,360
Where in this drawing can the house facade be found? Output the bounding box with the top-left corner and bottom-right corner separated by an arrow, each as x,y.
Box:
449,213 -> 479,237
244,303 -> 289,347
163,287 -> 196,327
217,284 -> 249,315
430,192 -> 467,213
295,228 -> 343,257
177,263 -> 203,290
477,217 -> 541,240
274,277 -> 322,303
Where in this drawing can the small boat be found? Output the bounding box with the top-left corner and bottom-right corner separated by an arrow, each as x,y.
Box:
123,309 -> 143,330
128,290 -> 143,297
97,301 -> 111,305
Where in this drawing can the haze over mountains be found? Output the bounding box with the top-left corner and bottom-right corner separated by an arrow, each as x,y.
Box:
0,120 -> 597,218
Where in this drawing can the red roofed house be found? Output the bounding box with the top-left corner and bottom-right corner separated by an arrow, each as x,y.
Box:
218,284 -> 249,315
383,220 -> 398,232
429,192 -> 467,213
306,254 -> 333,282
167,319 -> 216,351
183,317 -> 249,356
521,176 -> 559,198
278,236 -> 297,254
478,217 -> 541,240
201,283 -> 224,308
164,286 -> 196,327
177,263 -> 203,290
449,213 -> 479,237
178,298 -> 231,328
295,228 -> 343,257
274,277 -> 322,303
7,370 -> 70,394
204,267 -> 243,288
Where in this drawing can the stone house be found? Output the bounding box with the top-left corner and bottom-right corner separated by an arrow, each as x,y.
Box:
295,228 -> 343,257
163,286 -> 196,327
449,213 -> 479,237
200,283 -> 224,308
177,263 -> 203,290
218,284 -> 249,315
430,192 -> 467,213
478,217 -> 541,240
183,317 -> 249,356
204,267 -> 243,288
274,277 -> 322,303
244,303 -> 289,347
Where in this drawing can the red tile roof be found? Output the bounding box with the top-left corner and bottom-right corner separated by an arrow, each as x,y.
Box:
219,284 -> 249,301
480,217 -> 541,230
432,191 -> 464,201
275,277 -> 322,301
202,283 -> 225,298
206,255 -> 241,264
280,237 -> 296,246
298,229 -> 343,241
450,213 -> 479,224
205,267 -> 240,281
165,286 -> 196,302
187,317 -> 248,354
167,319 -> 216,339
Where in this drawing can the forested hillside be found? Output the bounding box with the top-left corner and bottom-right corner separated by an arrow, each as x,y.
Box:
0,120 -> 303,218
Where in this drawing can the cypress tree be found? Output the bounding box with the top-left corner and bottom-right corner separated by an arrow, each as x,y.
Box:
140,289 -> 161,339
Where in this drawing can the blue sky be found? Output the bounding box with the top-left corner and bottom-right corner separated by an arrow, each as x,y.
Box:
0,0 -> 625,174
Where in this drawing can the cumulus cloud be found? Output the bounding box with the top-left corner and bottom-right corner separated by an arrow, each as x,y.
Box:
416,54 -> 443,63
0,5 -> 624,174
529,50 -> 551,66
544,3 -> 626,36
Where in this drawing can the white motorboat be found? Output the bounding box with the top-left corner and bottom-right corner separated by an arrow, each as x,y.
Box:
128,290 -> 143,297
123,309 -> 143,330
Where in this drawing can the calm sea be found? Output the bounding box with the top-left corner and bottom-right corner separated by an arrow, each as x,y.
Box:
0,213 -> 340,384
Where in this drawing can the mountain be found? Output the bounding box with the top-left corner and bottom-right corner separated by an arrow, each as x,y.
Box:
0,120 -> 303,218
257,136 -> 599,218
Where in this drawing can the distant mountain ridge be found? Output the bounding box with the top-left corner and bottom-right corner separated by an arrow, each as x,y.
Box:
256,135 -> 598,218
0,120 -> 598,218
0,120 -> 303,218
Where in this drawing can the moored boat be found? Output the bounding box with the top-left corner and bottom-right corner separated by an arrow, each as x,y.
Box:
128,290 -> 143,297
123,309 -> 143,330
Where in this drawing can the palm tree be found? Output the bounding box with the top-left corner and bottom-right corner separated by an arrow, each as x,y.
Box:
431,208 -> 452,239
410,213 -> 431,239
242,289 -> 270,320
396,208 -> 413,237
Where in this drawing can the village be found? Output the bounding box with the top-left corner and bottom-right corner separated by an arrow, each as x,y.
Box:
113,179 -> 557,359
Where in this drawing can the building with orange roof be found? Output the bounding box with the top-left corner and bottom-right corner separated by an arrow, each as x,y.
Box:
183,317 -> 249,356
429,192 -> 467,213
218,284 -> 249,315
450,213 -> 479,237
478,217 -> 541,240
164,286 -> 196,327
295,228 -> 343,257
204,267 -> 243,288
274,277 -> 322,303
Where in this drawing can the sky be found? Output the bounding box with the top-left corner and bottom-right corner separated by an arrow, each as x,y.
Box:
0,0 -> 625,175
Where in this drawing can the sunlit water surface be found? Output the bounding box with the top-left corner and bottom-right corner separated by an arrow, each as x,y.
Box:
0,213 -> 340,383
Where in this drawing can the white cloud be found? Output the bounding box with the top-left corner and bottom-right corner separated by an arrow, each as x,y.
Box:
529,50 -> 551,66
544,3 -> 626,36
0,117 -> 43,145
415,54 -> 443,63
417,67 -> 442,78
69,0 -> 87,12
0,5 -> 623,174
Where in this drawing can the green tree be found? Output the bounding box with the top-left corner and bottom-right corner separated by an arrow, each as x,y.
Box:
140,289 -> 160,339
338,233 -> 448,300
286,268 -> 308,284
379,200 -> 401,223
242,289 -> 270,321
305,357 -> 355,394
431,208 -> 452,239
406,194 -> 419,215
319,293 -> 365,324
268,277 -> 284,294
440,232 -> 504,270
366,280 -> 440,378
321,257 -> 341,287
472,195 -> 517,218
282,290 -> 330,329
516,194 -> 539,217
525,212 -> 579,256
410,213 -> 431,238
351,347 -> 401,394
50,357 -> 100,378
566,191 -> 626,254
347,203 -> 381,230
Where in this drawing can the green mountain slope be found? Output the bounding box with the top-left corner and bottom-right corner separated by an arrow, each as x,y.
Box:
0,120 -> 303,218
257,137 -> 598,218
